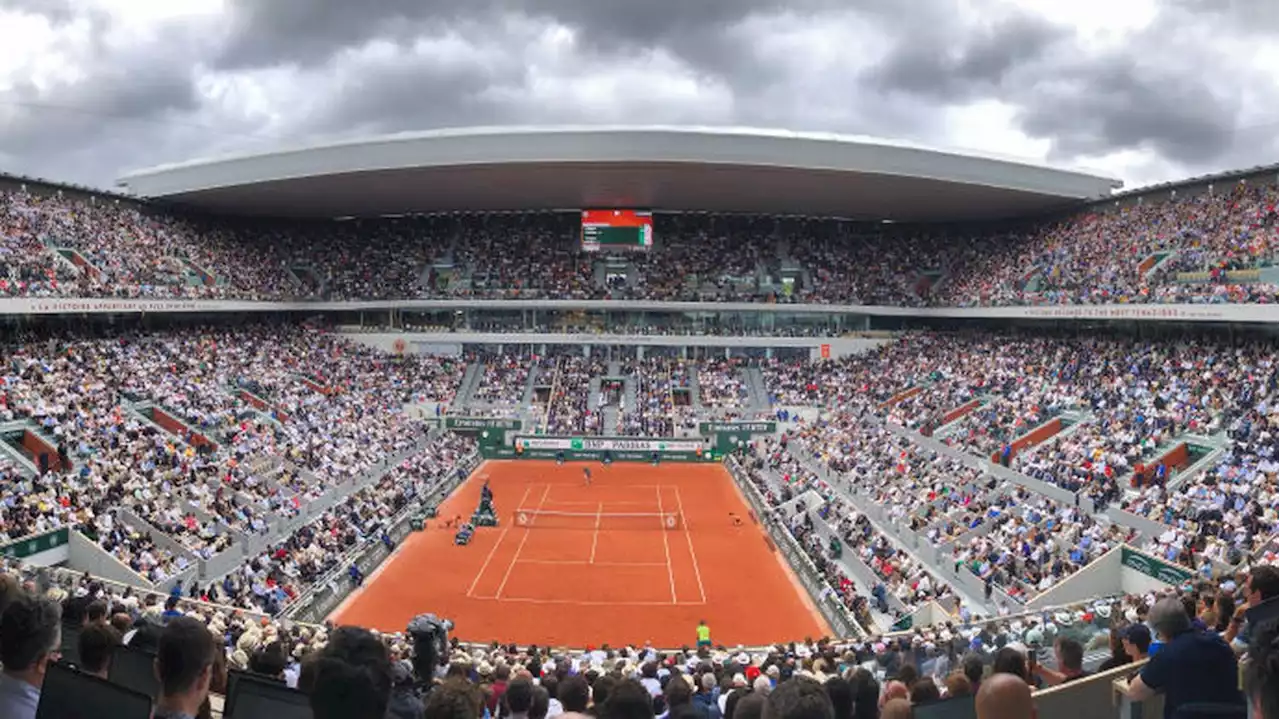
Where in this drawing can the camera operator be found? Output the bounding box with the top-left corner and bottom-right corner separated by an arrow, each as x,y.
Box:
407,614 -> 454,693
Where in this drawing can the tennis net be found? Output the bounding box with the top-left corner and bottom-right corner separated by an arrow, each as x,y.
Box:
512,509 -> 682,530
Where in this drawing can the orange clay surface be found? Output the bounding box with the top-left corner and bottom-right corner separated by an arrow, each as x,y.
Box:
332,460 -> 829,648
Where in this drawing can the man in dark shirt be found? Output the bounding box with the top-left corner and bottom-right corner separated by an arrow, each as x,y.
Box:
1031,637 -> 1088,686
1245,620 -> 1277,719
1127,597 -> 1243,718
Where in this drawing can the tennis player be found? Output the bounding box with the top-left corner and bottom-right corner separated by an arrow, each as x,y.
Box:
583,466 -> 593,486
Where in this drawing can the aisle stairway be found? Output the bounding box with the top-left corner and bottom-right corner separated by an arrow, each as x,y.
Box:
520,363 -> 540,406
689,374 -> 704,411
745,367 -> 770,410
601,405 -> 620,435
452,362 -> 484,410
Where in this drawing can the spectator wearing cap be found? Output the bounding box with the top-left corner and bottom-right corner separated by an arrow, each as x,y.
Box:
1096,625 -> 1132,673
0,593 -> 61,719
162,594 -> 184,622
1126,597 -> 1243,717
153,616 -> 218,719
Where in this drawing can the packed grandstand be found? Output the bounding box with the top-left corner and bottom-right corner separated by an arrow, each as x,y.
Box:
0,167 -> 1276,305
0,148 -> 1273,719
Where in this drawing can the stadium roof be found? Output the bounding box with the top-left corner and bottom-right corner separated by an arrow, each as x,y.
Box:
118,126 -> 1124,222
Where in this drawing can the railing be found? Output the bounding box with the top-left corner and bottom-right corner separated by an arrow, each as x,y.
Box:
199,440 -> 440,584
285,451 -> 481,623
724,456 -> 866,638
0,527 -> 69,560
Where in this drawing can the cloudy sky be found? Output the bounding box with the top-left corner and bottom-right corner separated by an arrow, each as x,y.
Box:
0,0 -> 1275,192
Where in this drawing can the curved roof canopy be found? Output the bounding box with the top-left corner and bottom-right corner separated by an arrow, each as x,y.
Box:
118,126 -> 1123,221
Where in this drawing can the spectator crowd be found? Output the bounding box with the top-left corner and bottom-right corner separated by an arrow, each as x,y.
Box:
1,176 -> 1274,306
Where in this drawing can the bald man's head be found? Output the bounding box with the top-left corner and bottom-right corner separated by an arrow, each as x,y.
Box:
976,673 -> 1036,719
880,680 -> 908,707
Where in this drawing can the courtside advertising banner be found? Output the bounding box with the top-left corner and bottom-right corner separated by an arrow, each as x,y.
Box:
513,436 -> 704,453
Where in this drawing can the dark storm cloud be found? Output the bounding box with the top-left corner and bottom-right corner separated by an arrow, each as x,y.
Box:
212,0 -> 851,86
302,48 -> 520,138
1016,59 -> 1243,166
0,0 -> 1273,189
865,13 -> 1070,101
0,11 -> 225,185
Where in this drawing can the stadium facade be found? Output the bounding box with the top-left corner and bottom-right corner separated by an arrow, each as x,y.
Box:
0,127 -> 1274,719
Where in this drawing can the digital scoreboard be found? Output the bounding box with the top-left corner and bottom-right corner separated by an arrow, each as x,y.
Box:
581,210 -> 653,251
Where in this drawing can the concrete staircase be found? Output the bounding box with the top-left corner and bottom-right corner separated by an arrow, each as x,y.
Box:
520,363 -> 541,407
744,367 -> 770,410
601,406 -> 620,435
452,362 -> 484,410
624,373 -> 639,413
689,374 -> 705,411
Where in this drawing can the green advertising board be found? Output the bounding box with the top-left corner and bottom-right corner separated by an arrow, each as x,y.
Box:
0,528 -> 69,560
698,421 -> 777,435
445,417 -> 523,431
1120,546 -> 1194,586
498,435 -> 718,462
699,421 -> 776,455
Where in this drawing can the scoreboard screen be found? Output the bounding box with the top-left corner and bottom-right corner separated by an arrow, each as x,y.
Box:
581,210 -> 653,251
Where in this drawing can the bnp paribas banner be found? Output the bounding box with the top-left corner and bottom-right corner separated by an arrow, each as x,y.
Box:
1120,547 -> 1194,586
514,436 -> 705,453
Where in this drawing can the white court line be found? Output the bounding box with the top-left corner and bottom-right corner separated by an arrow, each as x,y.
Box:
537,499 -> 662,506
589,501 -> 603,564
516,560 -> 669,567
674,486 -> 707,603
481,596 -> 707,607
493,484 -> 552,599
466,484 -> 534,597
655,485 -> 678,604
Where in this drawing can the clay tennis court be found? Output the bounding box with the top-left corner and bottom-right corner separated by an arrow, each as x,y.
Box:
332,460 -> 828,647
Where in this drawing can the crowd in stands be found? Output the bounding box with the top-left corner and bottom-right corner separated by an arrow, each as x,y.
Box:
620,358 -> 694,438
1123,408 -> 1278,569
0,550 -> 1274,719
0,323 -> 463,584
950,489 -> 1133,604
762,331 -> 1277,512
212,433 -> 474,615
698,360 -> 750,410
474,355 -> 532,405
1,176 -> 1275,306
544,355 -> 606,436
